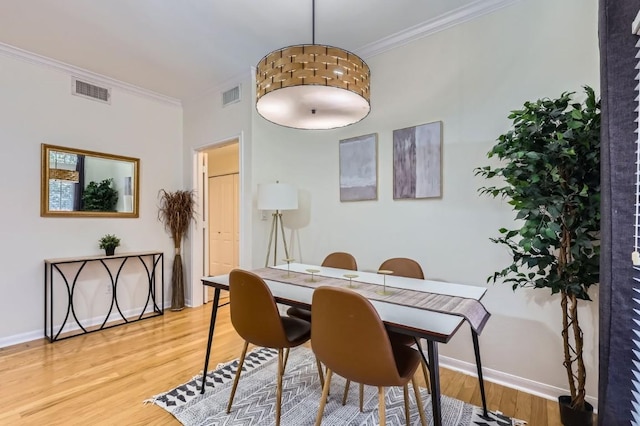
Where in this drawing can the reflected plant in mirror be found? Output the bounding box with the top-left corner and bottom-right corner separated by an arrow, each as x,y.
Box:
82,178 -> 118,212
41,144 -> 140,218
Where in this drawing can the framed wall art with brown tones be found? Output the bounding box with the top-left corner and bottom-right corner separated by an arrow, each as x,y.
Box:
393,121 -> 442,199
339,133 -> 378,202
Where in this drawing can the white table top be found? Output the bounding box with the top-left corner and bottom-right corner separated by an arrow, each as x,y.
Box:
202,263 -> 488,342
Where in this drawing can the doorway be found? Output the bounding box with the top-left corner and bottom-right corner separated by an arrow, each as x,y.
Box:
203,141 -> 239,304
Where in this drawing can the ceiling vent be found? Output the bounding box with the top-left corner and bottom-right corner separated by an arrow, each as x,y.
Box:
222,85 -> 241,107
71,77 -> 111,104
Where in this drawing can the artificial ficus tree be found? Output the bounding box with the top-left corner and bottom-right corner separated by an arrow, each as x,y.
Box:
475,86 -> 600,411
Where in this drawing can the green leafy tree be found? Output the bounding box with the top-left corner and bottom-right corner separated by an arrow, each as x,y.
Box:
82,178 -> 118,211
475,86 -> 600,411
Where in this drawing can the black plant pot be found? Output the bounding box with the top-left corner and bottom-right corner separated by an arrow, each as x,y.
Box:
105,247 -> 115,256
558,395 -> 594,426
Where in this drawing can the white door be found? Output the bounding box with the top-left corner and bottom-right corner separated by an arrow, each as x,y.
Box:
208,174 -> 238,276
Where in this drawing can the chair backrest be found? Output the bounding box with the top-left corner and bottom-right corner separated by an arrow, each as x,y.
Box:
229,269 -> 289,348
378,257 -> 424,279
311,286 -> 403,387
321,252 -> 358,270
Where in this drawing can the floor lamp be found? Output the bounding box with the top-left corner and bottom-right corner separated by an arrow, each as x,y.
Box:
258,182 -> 298,267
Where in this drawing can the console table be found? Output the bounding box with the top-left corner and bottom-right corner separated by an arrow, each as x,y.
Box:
44,251 -> 164,342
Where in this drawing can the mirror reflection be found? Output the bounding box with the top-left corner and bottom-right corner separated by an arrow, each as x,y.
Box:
41,144 -> 140,218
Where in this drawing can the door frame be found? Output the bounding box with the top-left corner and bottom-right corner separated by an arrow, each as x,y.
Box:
189,131 -> 251,307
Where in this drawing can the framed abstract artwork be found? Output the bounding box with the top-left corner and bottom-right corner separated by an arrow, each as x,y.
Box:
339,133 -> 378,202
393,121 -> 442,199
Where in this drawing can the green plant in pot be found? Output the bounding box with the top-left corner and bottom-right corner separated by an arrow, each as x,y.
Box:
83,178 -> 118,211
475,86 -> 600,426
99,234 -> 121,256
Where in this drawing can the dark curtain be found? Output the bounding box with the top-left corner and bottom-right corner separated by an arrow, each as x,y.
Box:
598,0 -> 640,423
73,154 -> 85,210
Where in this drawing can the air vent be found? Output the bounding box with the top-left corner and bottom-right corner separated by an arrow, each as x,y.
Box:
222,85 -> 241,107
71,77 -> 111,104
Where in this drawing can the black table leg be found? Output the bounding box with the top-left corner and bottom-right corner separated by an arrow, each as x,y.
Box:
199,288 -> 221,394
472,330 -> 488,416
426,340 -> 442,426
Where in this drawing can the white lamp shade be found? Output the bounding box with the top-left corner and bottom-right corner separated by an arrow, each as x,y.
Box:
258,183 -> 298,211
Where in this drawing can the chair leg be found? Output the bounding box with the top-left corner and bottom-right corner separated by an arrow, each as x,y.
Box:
414,337 -> 431,393
403,385 -> 410,425
378,386 -> 386,426
315,356 -> 325,390
420,358 -> 431,393
276,348 -> 284,426
342,379 -> 350,405
411,375 -> 427,426
315,369 -> 333,426
359,383 -> 364,412
226,340 -> 249,414
283,347 -> 290,373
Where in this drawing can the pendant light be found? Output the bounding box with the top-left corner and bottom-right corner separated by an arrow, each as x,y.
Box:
255,0 -> 371,130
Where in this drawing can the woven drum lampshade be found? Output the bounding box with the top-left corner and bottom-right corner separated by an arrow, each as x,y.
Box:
49,168 -> 79,182
255,43 -> 370,130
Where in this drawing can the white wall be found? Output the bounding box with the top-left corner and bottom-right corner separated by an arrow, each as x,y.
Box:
183,80 -> 253,306
0,53 -> 183,344
248,0 -> 600,402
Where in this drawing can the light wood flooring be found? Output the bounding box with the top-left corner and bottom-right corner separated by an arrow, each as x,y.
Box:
0,303 -> 562,425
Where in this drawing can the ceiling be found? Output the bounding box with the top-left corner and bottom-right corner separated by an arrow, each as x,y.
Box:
0,0 -> 510,101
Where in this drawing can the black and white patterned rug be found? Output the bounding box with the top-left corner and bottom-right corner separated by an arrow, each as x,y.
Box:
147,347 -> 525,426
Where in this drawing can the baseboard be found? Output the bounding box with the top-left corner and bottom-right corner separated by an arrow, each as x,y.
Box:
0,329 -> 44,348
0,299 -> 171,349
439,354 -> 598,410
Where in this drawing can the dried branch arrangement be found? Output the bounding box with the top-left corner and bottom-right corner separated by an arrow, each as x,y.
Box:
158,189 -> 196,310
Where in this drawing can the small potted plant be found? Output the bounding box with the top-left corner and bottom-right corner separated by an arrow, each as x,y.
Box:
99,234 -> 121,256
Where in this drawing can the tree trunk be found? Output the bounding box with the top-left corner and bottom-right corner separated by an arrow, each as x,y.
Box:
561,290 -> 586,410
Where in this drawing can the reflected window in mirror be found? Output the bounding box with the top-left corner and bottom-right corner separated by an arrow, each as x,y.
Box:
48,151 -> 80,211
41,144 -> 140,218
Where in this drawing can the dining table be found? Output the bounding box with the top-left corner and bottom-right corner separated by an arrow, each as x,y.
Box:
199,263 -> 491,426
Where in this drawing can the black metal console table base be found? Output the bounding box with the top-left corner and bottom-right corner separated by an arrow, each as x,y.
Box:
44,251 -> 164,342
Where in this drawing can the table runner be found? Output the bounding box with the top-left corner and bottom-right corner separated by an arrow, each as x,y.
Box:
253,267 -> 490,334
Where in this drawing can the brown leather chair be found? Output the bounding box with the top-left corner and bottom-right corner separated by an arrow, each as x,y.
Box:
226,269 -> 322,426
381,258 -> 430,381
286,252 -> 358,322
379,258 -> 425,350
311,286 -> 427,426
379,257 -> 425,280
343,257 -> 430,401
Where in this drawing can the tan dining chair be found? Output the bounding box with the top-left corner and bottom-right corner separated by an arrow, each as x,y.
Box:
311,286 -> 427,426
226,269 -> 323,426
343,257 -> 430,402
286,251 -> 358,322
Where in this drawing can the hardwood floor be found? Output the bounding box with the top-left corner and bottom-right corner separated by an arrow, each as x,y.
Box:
0,304 -> 561,425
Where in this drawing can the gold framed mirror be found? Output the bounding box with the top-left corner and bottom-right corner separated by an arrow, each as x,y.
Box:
41,144 -> 140,218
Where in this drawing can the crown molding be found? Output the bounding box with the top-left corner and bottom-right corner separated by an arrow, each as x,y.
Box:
356,0 -> 523,59
0,41 -> 182,107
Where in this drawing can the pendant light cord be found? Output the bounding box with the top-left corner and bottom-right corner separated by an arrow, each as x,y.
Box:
312,0 -> 315,45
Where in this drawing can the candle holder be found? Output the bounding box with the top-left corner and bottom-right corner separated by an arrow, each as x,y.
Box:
343,273 -> 359,288
305,268 -> 320,283
376,270 -> 394,295
282,258 -> 295,278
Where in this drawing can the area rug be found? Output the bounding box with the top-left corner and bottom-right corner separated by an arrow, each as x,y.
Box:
147,347 -> 525,426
